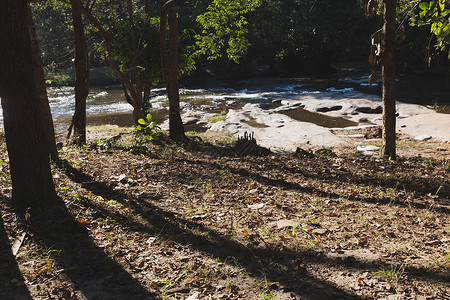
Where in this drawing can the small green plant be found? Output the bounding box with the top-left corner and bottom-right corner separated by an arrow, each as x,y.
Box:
376,264 -> 404,283
160,268 -> 189,299
258,273 -> 277,300
260,290 -> 277,300
315,146 -> 336,158
91,137 -> 118,150
433,253 -> 450,269
133,113 -> 160,145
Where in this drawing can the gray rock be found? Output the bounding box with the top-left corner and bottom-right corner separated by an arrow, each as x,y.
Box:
316,105 -> 343,113
414,135 -> 432,141
179,102 -> 194,111
355,106 -> 382,114
258,103 -> 271,109
356,145 -> 380,152
183,117 -> 200,126
200,105 -> 220,111
346,134 -> 365,138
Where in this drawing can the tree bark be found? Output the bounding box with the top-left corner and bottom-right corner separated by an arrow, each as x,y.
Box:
145,0 -> 150,16
159,0 -> 185,140
69,0 -> 89,145
27,5 -> 59,160
0,0 -> 57,214
127,0 -> 143,115
80,4 -> 144,125
382,0 -> 397,159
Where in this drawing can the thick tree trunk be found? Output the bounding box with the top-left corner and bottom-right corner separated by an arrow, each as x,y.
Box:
159,0 -> 185,140
382,0 -> 397,159
27,5 -> 59,160
0,0 -> 57,214
69,0 -> 89,145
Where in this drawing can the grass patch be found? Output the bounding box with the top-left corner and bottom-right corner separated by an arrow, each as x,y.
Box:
208,110 -> 228,123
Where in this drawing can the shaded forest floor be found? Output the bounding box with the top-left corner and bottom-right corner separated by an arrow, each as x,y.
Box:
0,127 -> 449,299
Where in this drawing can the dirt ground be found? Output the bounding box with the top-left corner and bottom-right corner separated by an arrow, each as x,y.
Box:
0,127 -> 449,300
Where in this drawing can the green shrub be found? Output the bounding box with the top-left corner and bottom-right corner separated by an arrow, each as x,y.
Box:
133,113 -> 160,145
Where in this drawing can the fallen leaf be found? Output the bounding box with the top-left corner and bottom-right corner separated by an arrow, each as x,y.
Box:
186,292 -> 200,300
77,219 -> 89,226
248,203 -> 264,210
191,213 -> 208,220
266,219 -> 300,229
11,232 -> 26,256
312,228 -> 328,235
146,237 -> 156,245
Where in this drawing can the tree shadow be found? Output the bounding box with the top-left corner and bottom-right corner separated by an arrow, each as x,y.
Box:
1,191 -> 156,299
56,158 -> 358,299
0,202 -> 32,299
176,136 -> 448,211
55,158 -> 449,299
176,157 -> 449,215
279,155 -> 449,199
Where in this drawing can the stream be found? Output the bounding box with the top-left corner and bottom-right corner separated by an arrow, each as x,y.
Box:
0,74 -> 448,129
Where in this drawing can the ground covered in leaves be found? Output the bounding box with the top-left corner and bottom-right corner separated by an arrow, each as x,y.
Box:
1,128 -> 449,299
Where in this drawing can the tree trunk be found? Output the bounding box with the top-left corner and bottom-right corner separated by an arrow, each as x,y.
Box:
127,0 -> 144,117
0,0 -> 57,214
27,5 -> 59,160
145,0 -> 150,16
159,0 -> 185,140
69,0 -> 89,145
80,5 -> 144,125
382,0 -> 397,159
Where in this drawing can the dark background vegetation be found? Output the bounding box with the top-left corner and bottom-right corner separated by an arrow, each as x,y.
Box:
32,0 -> 445,84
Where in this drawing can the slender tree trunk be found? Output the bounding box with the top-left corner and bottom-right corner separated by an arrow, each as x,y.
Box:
143,85 -> 151,107
0,0 -> 57,214
69,0 -> 89,145
79,5 -> 144,124
143,0 -> 152,109
27,5 -> 59,160
159,0 -> 185,140
145,0 -> 150,16
127,0 -> 144,116
382,0 -> 396,159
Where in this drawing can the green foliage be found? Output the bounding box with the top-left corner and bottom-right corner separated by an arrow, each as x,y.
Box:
44,62 -> 73,86
101,13 -> 163,86
95,11 -> 195,85
31,0 -> 104,73
376,264 -> 405,283
247,0 -> 373,74
208,110 -> 228,123
195,0 -> 261,63
133,113 -> 160,145
403,0 -> 450,50
31,1 -> 74,70
315,147 -> 337,158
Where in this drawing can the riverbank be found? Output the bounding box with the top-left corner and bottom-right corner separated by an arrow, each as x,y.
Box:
50,87 -> 450,160
156,88 -> 450,159
2,122 -> 449,300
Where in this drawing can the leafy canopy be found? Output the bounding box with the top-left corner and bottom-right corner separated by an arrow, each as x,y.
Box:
195,0 -> 261,63
403,0 -> 450,50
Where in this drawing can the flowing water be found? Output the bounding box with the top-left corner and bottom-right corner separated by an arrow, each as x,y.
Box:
0,74 -> 448,129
